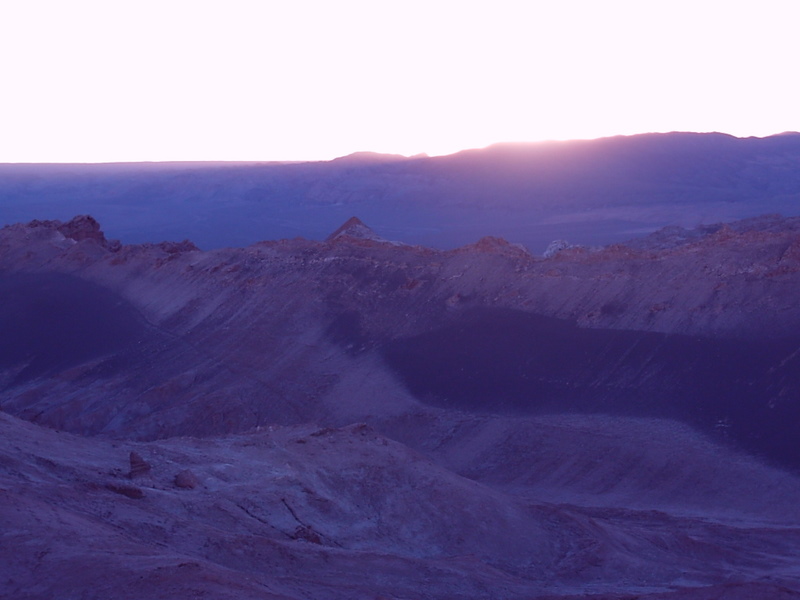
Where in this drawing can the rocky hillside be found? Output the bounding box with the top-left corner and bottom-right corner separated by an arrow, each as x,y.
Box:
3,214 -> 800,598
3,214 -> 800,463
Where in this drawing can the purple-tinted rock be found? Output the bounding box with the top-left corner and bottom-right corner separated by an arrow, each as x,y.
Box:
56,214 -> 107,244
105,483 -> 145,499
174,469 -> 199,489
129,451 -> 151,478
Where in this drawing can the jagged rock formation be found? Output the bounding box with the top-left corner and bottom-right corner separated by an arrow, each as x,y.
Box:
3,214 -> 800,598
27,214 -> 121,250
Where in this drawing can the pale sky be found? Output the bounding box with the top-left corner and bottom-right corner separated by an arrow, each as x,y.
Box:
1,0 -> 798,162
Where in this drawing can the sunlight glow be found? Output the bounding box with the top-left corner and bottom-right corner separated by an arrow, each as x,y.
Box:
1,0 -> 797,162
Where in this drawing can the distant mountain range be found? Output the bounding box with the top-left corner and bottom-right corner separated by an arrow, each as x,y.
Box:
2,131 -> 800,252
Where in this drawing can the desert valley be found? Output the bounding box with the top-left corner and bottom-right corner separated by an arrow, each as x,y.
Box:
3,133 -> 800,599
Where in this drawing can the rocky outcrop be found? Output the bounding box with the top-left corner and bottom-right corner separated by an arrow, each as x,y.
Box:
325,216 -> 377,241
174,469 -> 199,489
128,451 -> 151,478
105,482 -> 145,499
543,238 -> 571,257
56,214 -> 106,243
324,215 -> 404,247
28,214 -> 120,250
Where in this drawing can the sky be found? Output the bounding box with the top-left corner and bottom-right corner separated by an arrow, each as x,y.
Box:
1,0 -> 798,163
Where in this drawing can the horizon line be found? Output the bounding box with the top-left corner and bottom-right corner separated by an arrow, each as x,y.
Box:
1,130 -> 799,166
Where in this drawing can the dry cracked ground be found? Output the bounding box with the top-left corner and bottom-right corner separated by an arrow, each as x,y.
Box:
3,215 -> 800,599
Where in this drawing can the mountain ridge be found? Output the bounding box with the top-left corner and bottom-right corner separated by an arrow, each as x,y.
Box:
3,213 -> 800,465
4,212 -> 800,597
2,131 -> 800,252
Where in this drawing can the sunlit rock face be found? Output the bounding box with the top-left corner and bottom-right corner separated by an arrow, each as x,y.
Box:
3,214 -> 800,599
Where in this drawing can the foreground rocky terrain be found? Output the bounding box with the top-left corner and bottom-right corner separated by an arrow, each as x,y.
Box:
5,410 -> 800,599
3,214 -> 800,598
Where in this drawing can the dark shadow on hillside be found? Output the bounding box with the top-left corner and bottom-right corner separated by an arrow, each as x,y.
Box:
382,307 -> 800,471
0,272 -> 147,384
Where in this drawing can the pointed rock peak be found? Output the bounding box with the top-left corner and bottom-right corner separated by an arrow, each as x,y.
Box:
326,217 -> 383,243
